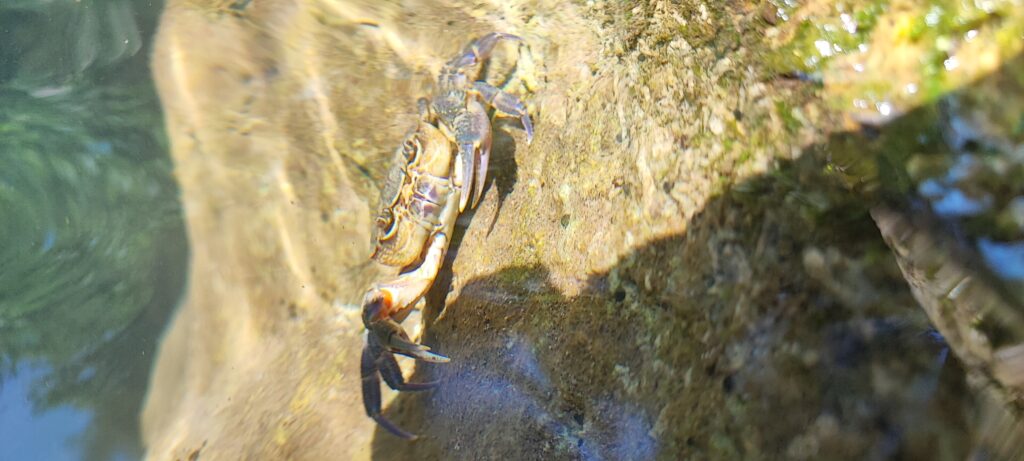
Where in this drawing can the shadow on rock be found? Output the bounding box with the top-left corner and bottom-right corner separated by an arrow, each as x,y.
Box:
365,49 -> 1024,460
370,154 -> 971,460
370,53 -> 1024,461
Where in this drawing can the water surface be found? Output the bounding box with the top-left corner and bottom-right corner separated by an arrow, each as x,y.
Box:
0,1 -> 186,459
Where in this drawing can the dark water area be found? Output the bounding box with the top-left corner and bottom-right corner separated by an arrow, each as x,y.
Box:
0,1 -> 186,459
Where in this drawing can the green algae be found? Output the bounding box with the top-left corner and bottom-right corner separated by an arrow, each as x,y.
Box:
769,0 -> 1024,119
767,0 -> 887,75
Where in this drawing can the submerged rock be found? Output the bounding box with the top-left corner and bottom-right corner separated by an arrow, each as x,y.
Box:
143,0 -> 1021,459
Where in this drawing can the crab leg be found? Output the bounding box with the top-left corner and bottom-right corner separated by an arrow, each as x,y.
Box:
374,233 -> 448,313
360,336 -> 432,440
446,32 -> 523,69
472,81 -> 534,144
361,342 -> 412,439
367,233 -> 452,363
360,180 -> 462,440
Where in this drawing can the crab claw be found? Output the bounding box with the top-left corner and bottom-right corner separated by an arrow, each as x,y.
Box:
472,130 -> 492,210
388,331 -> 451,363
455,100 -> 494,210
364,309 -> 451,364
459,142 -> 475,212
361,293 -> 449,364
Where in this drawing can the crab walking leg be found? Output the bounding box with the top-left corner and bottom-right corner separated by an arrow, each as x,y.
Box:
361,340 -> 418,440
446,32 -> 523,69
472,81 -> 534,144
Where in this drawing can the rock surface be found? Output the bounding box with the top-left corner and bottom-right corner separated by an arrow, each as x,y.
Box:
143,0 -> 1021,459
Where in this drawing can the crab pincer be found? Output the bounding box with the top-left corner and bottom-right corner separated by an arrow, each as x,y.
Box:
455,99 -> 494,210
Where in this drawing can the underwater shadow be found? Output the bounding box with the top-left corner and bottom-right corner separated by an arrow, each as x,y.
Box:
368,53 -> 1024,460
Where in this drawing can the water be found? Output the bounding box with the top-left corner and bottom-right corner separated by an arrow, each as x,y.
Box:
0,363 -> 92,460
0,1 -> 186,459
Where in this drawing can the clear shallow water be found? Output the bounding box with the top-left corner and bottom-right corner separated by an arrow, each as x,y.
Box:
0,1 -> 186,459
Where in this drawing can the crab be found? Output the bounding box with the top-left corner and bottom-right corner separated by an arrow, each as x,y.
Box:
358,32 -> 534,440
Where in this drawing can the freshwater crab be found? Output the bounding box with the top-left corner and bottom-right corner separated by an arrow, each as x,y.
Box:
359,32 -> 534,440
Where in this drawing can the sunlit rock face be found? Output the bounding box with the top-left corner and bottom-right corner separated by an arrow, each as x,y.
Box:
144,0 -> 1022,459
143,1 -> 395,458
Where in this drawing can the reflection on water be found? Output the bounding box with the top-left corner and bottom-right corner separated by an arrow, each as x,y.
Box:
979,239 -> 1024,280
0,0 -> 186,459
0,363 -> 91,460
